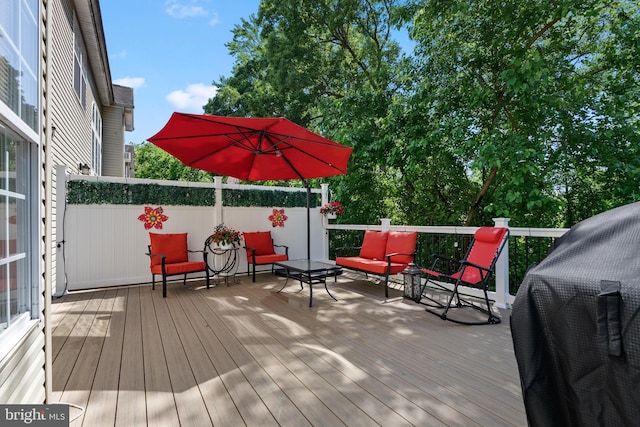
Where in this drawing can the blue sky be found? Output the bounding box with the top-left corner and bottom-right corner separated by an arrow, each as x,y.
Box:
101,0 -> 261,145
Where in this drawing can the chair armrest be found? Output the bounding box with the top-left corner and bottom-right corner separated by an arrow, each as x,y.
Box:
188,248 -> 208,263
146,251 -> 166,261
274,244 -> 289,257
459,259 -> 493,273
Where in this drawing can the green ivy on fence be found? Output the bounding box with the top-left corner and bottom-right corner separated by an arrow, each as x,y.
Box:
66,180 -> 321,208
66,181 -> 215,206
223,188 -> 320,208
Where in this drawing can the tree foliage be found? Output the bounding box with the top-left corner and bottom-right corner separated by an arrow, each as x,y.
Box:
134,142 -> 214,182
199,0 -> 639,228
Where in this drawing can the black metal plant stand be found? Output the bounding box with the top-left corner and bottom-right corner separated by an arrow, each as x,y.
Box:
204,236 -> 240,286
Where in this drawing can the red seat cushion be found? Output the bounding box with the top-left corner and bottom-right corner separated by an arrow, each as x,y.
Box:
253,253 -> 288,265
151,261 -> 206,275
335,257 -> 405,275
358,231 -> 388,260
244,231 -> 276,257
149,233 -> 189,267
385,231 -> 417,264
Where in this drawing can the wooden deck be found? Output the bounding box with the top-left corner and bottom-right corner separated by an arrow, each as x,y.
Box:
50,272 -> 527,426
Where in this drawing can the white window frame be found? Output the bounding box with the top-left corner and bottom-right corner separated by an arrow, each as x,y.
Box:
91,103 -> 102,175
0,0 -> 40,360
73,13 -> 87,109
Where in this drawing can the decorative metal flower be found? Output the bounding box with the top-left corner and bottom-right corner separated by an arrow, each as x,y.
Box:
268,208 -> 288,227
138,206 -> 168,229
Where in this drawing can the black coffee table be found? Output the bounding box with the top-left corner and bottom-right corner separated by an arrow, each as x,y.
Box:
274,260 -> 342,307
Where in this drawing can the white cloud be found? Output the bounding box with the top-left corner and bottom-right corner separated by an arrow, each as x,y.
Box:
166,83 -> 218,112
208,12 -> 220,26
113,77 -> 146,88
165,1 -> 207,19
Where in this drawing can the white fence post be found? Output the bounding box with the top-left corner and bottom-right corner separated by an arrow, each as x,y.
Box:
214,176 -> 223,225
493,217 -> 511,309
321,184 -> 330,262
380,218 -> 391,231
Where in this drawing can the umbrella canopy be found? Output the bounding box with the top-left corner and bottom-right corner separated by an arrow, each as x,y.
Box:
148,112 -> 353,259
147,112 -> 352,181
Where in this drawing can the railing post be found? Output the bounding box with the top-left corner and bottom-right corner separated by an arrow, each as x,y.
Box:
321,184 -> 330,262
381,218 -> 391,231
493,217 -> 511,309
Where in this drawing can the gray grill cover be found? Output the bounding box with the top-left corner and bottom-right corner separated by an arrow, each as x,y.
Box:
511,202 -> 640,427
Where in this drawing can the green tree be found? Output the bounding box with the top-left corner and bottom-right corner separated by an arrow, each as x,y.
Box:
203,0 -> 639,228
406,0 -> 640,226
205,0 -> 413,225
134,142 -> 214,182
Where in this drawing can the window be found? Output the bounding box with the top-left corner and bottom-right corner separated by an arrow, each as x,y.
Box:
73,13 -> 87,108
0,0 -> 39,130
0,0 -> 39,348
91,103 -> 102,175
0,124 -> 34,333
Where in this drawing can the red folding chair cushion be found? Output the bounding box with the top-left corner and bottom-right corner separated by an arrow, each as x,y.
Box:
459,227 -> 508,284
359,231 -> 388,260
386,231 -> 417,264
244,231 -> 276,255
149,233 -> 189,267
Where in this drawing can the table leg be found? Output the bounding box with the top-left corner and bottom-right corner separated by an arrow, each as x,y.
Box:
277,270 -> 290,293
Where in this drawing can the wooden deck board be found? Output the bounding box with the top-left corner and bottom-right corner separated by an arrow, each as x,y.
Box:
80,289 -> 127,427
139,285 -> 181,427
51,274 -> 527,427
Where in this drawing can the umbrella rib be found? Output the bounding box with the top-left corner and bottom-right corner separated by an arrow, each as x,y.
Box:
186,130 -> 262,167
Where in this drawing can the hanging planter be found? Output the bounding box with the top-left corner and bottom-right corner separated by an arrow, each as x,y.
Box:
320,201 -> 344,219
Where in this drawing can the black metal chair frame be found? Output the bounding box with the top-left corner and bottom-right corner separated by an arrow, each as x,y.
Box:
245,241 -> 289,282
147,246 -> 210,298
418,229 -> 509,325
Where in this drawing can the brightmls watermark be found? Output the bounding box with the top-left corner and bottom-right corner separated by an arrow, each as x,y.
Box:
1,405 -> 68,426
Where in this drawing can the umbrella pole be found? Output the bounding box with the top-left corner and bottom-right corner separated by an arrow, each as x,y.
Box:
306,180 -> 311,260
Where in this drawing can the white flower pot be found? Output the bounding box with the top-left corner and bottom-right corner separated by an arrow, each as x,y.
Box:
326,213 -> 337,220
214,242 -> 235,250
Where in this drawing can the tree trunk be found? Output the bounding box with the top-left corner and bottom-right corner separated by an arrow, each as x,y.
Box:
464,165 -> 498,226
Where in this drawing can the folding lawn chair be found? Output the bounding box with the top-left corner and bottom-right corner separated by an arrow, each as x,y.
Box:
419,227 -> 509,325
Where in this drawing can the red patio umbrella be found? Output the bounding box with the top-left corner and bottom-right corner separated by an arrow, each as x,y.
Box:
148,112 -> 353,259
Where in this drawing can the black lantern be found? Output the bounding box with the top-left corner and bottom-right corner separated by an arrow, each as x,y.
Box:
402,262 -> 422,301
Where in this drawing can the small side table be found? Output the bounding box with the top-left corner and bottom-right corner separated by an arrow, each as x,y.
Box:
203,237 -> 240,286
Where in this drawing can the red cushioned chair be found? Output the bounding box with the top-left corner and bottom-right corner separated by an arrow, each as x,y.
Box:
243,231 -> 288,282
419,227 -> 509,325
147,232 -> 210,297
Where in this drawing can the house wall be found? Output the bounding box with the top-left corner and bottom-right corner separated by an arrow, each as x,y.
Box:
0,0 -> 129,406
102,105 -> 125,177
0,324 -> 46,403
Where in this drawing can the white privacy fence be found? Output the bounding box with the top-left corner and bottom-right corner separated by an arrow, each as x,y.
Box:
56,169 -> 327,292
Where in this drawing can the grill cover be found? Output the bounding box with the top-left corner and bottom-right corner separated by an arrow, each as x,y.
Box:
511,202 -> 640,426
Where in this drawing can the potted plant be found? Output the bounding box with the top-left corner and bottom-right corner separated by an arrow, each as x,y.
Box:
319,201 -> 344,219
209,224 -> 242,249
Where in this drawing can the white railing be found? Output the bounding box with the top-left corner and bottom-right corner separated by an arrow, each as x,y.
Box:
56,171 -> 569,307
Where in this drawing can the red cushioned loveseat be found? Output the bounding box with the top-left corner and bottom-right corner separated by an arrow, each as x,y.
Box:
335,230 -> 418,297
